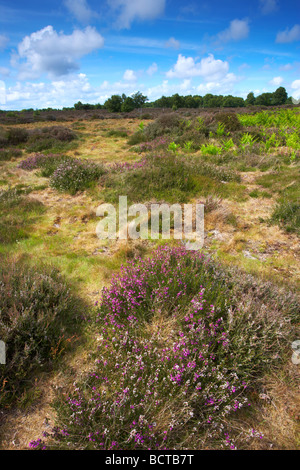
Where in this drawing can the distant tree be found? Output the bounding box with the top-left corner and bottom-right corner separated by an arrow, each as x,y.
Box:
154,95 -> 172,108
272,87 -> 288,105
104,95 -> 123,112
171,93 -> 184,109
245,92 -> 256,106
255,92 -> 273,106
132,91 -> 148,108
222,95 -> 245,107
121,96 -> 135,112
203,94 -> 223,108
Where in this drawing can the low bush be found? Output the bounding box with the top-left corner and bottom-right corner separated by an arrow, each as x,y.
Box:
104,153 -> 240,204
18,153 -> 73,177
215,112 -> 242,133
25,126 -> 77,153
6,127 -> 29,145
50,159 -> 106,194
0,148 -> 22,161
0,257 -> 86,405
32,246 -> 299,450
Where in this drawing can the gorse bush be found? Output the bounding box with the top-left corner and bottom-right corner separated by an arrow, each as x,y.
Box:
50,158 -> 106,194
0,257 -> 86,406
33,246 -> 299,450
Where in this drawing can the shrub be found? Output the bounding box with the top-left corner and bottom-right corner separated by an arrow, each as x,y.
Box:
0,258 -> 85,405
33,246 -> 299,450
25,126 -> 77,152
104,153 -> 196,203
0,148 -> 22,161
215,112 -> 242,133
143,113 -> 184,140
50,159 -> 106,194
6,127 -> 29,145
104,153 -> 240,204
18,153 -> 73,177
127,131 -> 148,146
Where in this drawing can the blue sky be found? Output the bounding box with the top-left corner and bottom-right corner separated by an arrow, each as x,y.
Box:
0,0 -> 299,109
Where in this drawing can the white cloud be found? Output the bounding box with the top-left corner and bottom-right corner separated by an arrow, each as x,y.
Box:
146,79 -> 193,101
64,0 -> 94,24
14,26 -> 104,79
269,76 -> 283,86
166,54 -> 229,81
0,34 -> 9,50
259,0 -> 279,15
123,69 -> 137,81
291,79 -> 300,99
276,24 -> 300,43
108,0 -> 166,29
196,73 -> 239,95
218,19 -> 249,43
279,63 -> 293,71
0,67 -> 10,77
3,74 -> 95,109
165,37 -> 180,49
146,63 -> 158,75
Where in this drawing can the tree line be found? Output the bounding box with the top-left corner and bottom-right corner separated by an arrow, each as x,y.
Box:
72,86 -> 291,112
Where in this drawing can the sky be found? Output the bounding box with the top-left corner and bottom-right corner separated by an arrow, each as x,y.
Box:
0,0 -> 299,110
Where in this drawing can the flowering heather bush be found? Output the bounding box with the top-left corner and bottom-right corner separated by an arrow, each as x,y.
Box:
33,246 -> 299,450
18,153 -> 73,176
109,158 -> 148,173
50,159 -> 106,194
0,258 -> 86,406
139,136 -> 170,152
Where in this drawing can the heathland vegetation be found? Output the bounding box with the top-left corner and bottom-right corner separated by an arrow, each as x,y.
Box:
0,101 -> 299,450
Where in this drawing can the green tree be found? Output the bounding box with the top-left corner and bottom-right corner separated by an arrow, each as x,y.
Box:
104,95 -> 123,112
245,92 -> 255,106
272,87 -> 288,105
121,96 -> 135,112
132,91 -> 148,108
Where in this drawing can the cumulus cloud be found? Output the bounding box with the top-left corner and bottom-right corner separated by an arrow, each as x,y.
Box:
123,69 -> 137,81
108,0 -> 166,29
64,0 -> 94,24
218,19 -> 249,43
0,34 -> 9,50
146,63 -> 158,75
196,73 -> 239,95
269,76 -> 283,86
291,79 -> 300,100
166,54 -> 229,81
165,37 -> 180,49
14,26 -> 104,79
259,0 -> 279,15
276,24 -> 300,43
